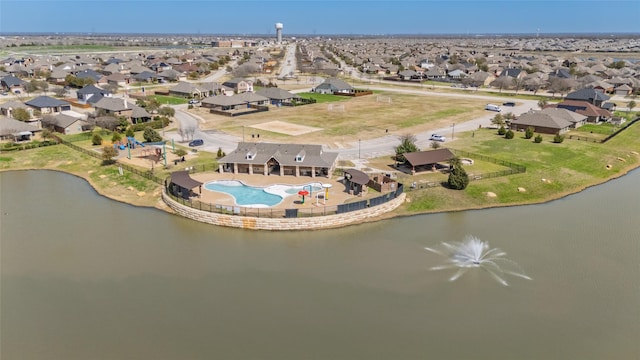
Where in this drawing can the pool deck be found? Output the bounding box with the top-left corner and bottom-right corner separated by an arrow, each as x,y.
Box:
188,172 -> 368,210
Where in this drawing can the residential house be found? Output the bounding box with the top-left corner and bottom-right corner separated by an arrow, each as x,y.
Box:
1,75 -> 26,93
222,78 -> 254,93
565,88 -> 610,107
25,96 -> 71,115
546,100 -> 612,123
41,113 -> 89,135
0,100 -> 32,118
93,97 -> 151,124
218,142 -> 338,178
614,84 -> 633,96
312,78 -> 353,94
539,108 -> 587,129
0,116 -> 40,141
132,71 -> 157,83
255,87 -> 302,105
106,73 -> 129,87
76,84 -> 112,104
510,110 -> 573,134
169,82 -> 211,98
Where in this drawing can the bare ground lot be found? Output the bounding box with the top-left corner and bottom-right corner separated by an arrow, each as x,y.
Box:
189,92 -> 489,149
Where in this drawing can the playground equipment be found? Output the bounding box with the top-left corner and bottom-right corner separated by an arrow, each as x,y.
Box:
127,137 -> 145,149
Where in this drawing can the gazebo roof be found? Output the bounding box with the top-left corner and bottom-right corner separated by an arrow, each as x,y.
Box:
170,170 -> 202,190
404,148 -> 455,167
344,169 -> 370,185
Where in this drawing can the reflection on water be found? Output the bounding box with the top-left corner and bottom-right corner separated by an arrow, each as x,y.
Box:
1,169 -> 639,360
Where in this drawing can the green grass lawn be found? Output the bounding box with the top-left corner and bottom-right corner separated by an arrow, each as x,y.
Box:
400,123 -> 640,210
297,92 -> 350,103
148,95 -> 189,105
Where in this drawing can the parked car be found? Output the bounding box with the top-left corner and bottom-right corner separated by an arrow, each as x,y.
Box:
188,139 -> 204,147
429,134 -> 446,142
188,99 -> 200,104
502,101 -> 516,107
485,104 -> 502,112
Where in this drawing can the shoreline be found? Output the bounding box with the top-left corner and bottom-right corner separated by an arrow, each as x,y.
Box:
3,159 -> 639,229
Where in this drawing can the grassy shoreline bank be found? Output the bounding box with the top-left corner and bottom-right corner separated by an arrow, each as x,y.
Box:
2,120 -> 638,226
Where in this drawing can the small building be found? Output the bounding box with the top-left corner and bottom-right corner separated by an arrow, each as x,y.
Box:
222,78 -> 254,93
76,84 -> 111,104
0,100 -> 31,118
343,169 -> 370,196
167,170 -> 203,199
219,142 -> 338,178
403,148 -> 455,174
93,97 -> 151,124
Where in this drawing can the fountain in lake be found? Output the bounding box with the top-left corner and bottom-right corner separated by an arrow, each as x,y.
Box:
424,236 -> 532,286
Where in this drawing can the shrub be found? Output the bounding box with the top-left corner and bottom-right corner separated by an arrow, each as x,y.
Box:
505,129 -> 514,139
525,126 -> 535,139
497,126 -> 506,135
217,147 -> 224,158
92,133 -> 103,145
534,134 -> 543,143
111,132 -> 122,144
143,127 -> 163,142
101,146 -> 118,164
553,134 -> 565,143
447,157 -> 469,190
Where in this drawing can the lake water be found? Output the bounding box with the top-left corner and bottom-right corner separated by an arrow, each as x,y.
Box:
1,170 -> 639,359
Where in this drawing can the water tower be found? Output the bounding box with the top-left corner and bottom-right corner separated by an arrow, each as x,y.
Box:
275,22 -> 283,43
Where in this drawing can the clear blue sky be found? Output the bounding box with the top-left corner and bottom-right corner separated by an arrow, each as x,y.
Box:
1,0 -> 639,35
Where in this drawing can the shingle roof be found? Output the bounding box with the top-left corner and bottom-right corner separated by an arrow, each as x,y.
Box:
404,148 -> 455,167
1,75 -> 25,87
25,96 -> 70,108
219,142 -> 338,168
0,116 -> 39,136
566,88 -> 610,102
512,111 -> 573,129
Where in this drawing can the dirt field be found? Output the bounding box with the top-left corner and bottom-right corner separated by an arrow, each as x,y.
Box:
190,92 -> 489,149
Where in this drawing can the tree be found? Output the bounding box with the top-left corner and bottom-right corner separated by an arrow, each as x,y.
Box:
174,148 -> 188,158
111,132 -> 122,144
490,76 -> 512,93
158,106 -> 175,117
447,156 -> 469,190
143,126 -> 162,142
125,127 -> 135,138
12,108 -> 30,121
525,126 -> 535,139
553,133 -> 565,143
491,113 -> 505,126
92,133 -> 103,145
534,134 -> 543,143
52,87 -> 67,97
41,128 -> 53,141
394,134 -> 420,163
430,141 -> 441,149
101,146 -> 118,164
217,147 -> 225,158
627,100 -> 636,113
498,125 -> 507,135
146,98 -> 161,113
538,99 -> 548,109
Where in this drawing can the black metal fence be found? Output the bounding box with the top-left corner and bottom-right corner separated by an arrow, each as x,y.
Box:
57,135 -> 165,185
164,179 -> 404,219
450,149 -> 526,181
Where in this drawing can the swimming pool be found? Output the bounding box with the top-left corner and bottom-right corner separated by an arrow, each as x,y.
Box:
204,180 -> 324,208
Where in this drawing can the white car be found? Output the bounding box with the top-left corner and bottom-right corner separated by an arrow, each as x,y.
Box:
188,99 -> 200,105
430,134 -> 446,142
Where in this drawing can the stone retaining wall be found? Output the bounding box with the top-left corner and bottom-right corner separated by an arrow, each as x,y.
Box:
163,191 -> 406,230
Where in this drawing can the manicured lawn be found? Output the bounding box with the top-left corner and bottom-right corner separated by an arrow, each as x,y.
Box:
148,95 -> 189,105
572,123 -> 618,135
395,123 -> 640,213
297,92 -> 349,103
